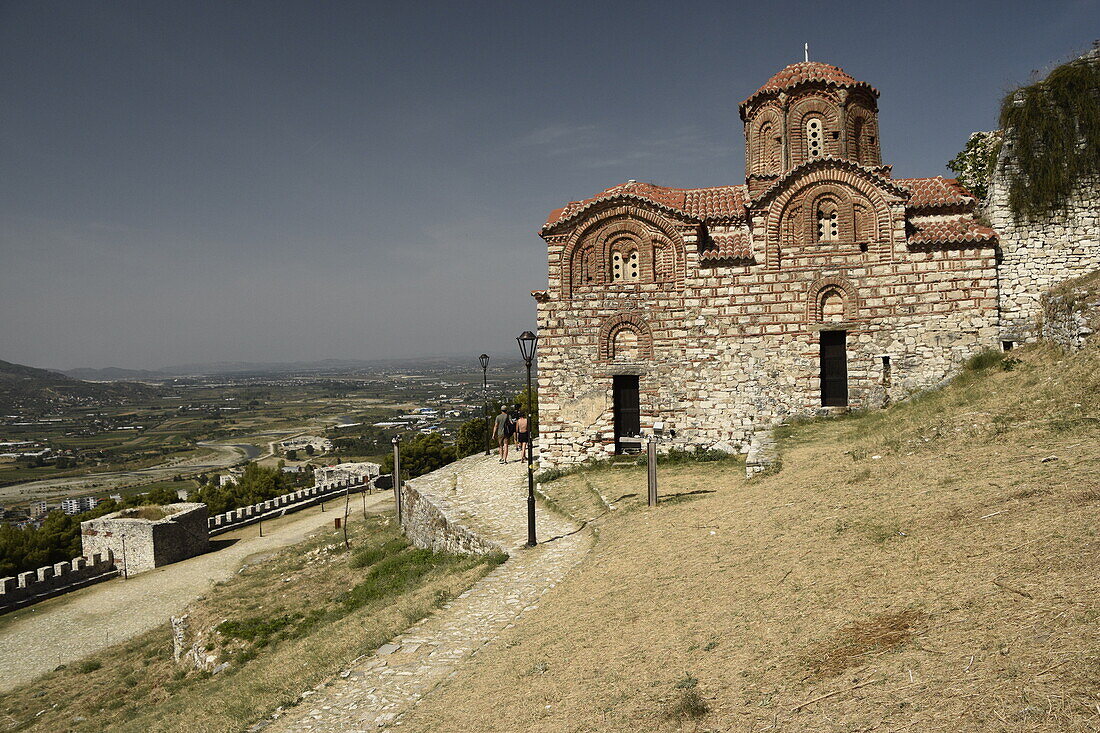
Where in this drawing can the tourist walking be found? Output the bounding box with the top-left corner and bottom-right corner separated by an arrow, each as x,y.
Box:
514,412 -> 529,462
492,406 -> 512,463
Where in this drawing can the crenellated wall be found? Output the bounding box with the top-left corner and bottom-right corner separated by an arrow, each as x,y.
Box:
0,551 -> 117,614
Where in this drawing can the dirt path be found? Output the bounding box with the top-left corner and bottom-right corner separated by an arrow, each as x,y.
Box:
265,452 -> 593,732
0,492 -> 393,691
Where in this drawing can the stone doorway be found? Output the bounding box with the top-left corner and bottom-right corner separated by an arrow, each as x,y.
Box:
612,375 -> 641,453
820,330 -> 849,406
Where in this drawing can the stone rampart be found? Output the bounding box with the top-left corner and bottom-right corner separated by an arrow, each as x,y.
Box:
0,551 -> 117,614
399,461 -> 504,556
81,503 -> 208,576
1039,274 -> 1100,350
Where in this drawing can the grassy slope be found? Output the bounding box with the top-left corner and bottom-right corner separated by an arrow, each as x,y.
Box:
400,345 -> 1100,732
0,514 -> 503,733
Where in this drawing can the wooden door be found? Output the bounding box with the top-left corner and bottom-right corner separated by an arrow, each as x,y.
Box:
820,331 -> 848,407
613,375 -> 641,453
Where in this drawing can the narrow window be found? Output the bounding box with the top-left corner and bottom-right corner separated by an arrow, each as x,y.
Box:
806,117 -> 823,159
851,118 -> 863,163
1001,340 -> 1015,352
627,250 -> 639,280
817,205 -> 838,242
881,355 -> 891,387
612,251 -> 623,282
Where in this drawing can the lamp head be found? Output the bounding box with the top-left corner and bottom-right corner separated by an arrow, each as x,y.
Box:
516,331 -> 538,364
479,353 -> 490,369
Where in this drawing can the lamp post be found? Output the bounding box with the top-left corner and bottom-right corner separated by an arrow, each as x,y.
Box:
517,330 -> 538,547
391,435 -> 402,526
479,354 -> 490,456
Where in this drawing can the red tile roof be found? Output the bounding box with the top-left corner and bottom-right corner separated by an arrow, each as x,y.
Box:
740,61 -> 878,110
909,219 -> 997,246
543,181 -> 748,230
699,228 -> 753,261
896,177 -> 975,208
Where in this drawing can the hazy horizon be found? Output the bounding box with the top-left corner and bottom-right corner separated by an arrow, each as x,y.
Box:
3,0 -> 1098,371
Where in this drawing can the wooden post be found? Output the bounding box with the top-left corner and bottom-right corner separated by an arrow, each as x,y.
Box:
647,435 -> 658,507
343,487 -> 351,549
392,437 -> 403,525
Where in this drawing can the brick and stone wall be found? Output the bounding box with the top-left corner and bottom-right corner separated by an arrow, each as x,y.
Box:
536,206 -> 998,468
81,503 -> 208,576
0,551 -> 117,614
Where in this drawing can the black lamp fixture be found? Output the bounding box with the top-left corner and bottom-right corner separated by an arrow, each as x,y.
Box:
479,354 -> 490,456
516,330 -> 538,546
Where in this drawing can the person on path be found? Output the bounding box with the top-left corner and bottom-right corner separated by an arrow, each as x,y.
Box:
514,412 -> 529,462
492,406 -> 512,463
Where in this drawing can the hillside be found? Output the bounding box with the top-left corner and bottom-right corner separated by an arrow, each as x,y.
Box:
397,343 -> 1100,732
0,359 -> 159,413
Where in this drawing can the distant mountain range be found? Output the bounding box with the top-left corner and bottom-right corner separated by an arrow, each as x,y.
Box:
64,355 -> 526,381
0,359 -> 159,414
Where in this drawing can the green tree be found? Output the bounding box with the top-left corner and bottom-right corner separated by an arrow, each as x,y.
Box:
382,433 -> 455,479
455,417 -> 490,458
305,444 -> 315,456
286,449 -> 298,461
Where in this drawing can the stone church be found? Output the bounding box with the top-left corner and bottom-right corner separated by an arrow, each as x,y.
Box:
533,61 -> 1010,469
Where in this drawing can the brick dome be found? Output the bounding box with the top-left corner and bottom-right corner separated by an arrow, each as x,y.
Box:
740,61 -> 878,111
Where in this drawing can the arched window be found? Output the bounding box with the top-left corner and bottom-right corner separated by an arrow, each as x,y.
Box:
805,116 -> 824,159
611,251 -> 623,281
820,288 -> 846,322
627,250 -> 639,280
816,201 -> 839,242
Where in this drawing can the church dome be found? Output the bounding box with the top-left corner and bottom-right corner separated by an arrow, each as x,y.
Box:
740,61 -> 878,112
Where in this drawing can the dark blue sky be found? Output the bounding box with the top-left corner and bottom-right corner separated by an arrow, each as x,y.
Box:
1,1 -> 1096,370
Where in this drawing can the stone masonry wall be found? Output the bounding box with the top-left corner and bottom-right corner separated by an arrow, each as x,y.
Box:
81,503 -> 208,576
1039,275 -> 1100,350
990,47 -> 1100,341
0,550 -> 117,614
399,459 -> 504,556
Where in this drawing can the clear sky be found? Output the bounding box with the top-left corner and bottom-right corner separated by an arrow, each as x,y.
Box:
1,0 -> 1097,370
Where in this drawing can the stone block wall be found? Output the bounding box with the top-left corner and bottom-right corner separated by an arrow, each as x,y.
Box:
81,503 -> 208,576
1039,275 -> 1100,350
0,551 -> 117,614
206,477 -> 375,536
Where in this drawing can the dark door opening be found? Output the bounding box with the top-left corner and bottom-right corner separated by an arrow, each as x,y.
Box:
820,331 -> 848,407
612,375 -> 641,453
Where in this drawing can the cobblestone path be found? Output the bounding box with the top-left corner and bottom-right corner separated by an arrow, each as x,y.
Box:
265,453 -> 592,732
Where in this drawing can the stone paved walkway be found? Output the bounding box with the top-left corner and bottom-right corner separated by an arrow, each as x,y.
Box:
265,452 -> 592,732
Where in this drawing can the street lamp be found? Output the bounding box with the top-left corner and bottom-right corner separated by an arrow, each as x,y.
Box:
391,435 -> 402,525
479,354 -> 490,456
517,330 -> 538,547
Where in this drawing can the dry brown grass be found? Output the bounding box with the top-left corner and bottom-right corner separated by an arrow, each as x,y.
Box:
398,344 -> 1100,732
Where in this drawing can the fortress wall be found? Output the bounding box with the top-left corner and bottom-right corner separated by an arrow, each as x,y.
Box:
0,551 -> 117,614
206,477 -> 379,536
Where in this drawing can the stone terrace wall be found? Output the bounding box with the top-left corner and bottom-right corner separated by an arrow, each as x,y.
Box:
0,551 -> 117,614
399,462 -> 504,556
81,503 -> 208,576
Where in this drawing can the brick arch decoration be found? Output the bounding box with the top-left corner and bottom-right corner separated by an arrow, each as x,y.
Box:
845,104 -> 879,165
747,105 -> 783,175
806,276 -> 861,324
562,206 -> 686,298
597,312 -> 654,362
764,167 -> 897,269
788,94 -> 842,166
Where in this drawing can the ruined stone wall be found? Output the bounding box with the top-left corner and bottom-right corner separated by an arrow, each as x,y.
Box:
989,169 -> 1100,341
1039,275 -> 1100,350
536,218 -> 998,468
990,48 -> 1100,341
81,503 -> 208,575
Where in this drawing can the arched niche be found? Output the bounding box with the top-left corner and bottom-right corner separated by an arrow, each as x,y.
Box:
597,312 -> 654,362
